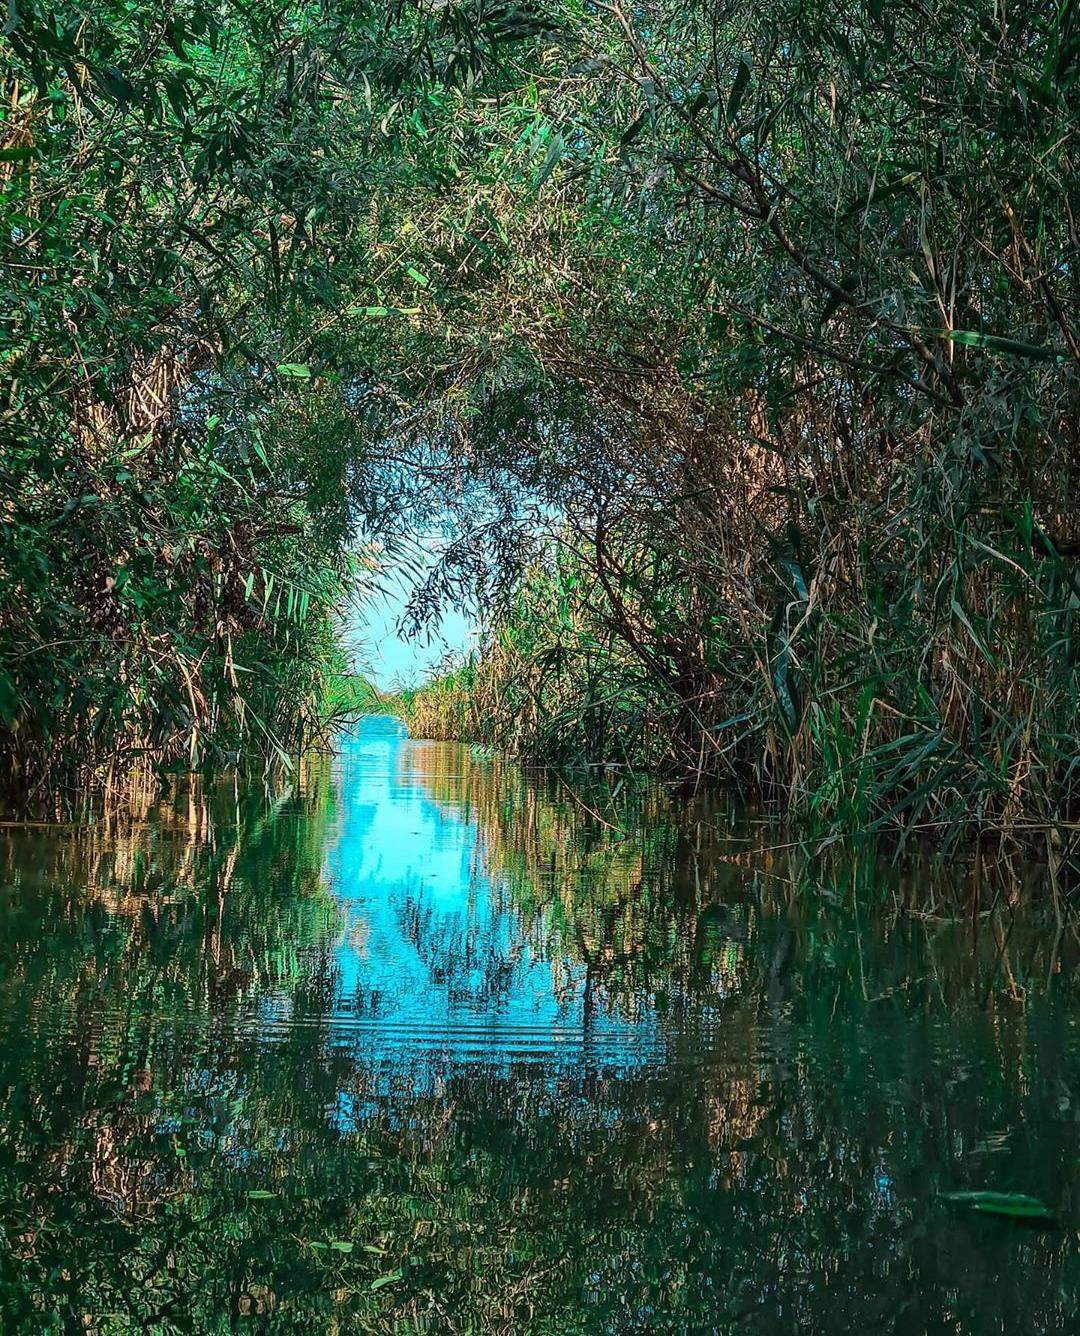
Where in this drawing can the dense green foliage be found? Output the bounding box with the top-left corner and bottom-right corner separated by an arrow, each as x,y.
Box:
383,0 -> 1080,841
0,1 -> 554,803
2,4 -> 331,797
3,1 -> 1078,839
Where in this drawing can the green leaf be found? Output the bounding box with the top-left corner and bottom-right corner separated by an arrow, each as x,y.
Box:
950,599 -> 995,663
92,65 -> 138,107
161,75 -> 189,122
347,305 -> 420,318
619,112 -> 647,145
247,1189 -> 277,1199
944,330 -> 1067,362
534,133 -> 564,189
941,1191 -> 1055,1222
371,1268 -> 404,1290
727,56 -> 753,122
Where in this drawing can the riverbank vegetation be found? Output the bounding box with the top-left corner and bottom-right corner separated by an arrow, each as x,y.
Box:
0,1 -> 547,806
3,1 -> 1078,841
385,0 -> 1080,844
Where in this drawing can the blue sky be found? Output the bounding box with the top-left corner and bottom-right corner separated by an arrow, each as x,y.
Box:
345,551 -> 476,688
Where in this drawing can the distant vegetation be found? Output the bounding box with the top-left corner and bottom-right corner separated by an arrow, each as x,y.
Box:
3,1 -> 1077,844
385,664 -> 478,742
324,674 -> 383,726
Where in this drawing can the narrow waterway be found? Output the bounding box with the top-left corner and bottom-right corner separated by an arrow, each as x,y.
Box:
0,717 -> 1075,1332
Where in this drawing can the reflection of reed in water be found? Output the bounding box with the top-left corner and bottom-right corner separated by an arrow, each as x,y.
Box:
401,739 -> 1077,1020
0,741 -> 1075,1330
399,742 -> 761,1031
0,756 -> 344,1224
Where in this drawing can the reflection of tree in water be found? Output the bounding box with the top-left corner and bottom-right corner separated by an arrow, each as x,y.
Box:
401,745 -> 755,1027
397,886 -> 526,1008
0,745 -> 1076,1331
0,755 -> 341,1019
406,741 -> 1077,1020
0,760 -> 343,1278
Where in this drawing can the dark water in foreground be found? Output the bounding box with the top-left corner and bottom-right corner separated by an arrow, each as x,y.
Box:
0,717 -> 1076,1332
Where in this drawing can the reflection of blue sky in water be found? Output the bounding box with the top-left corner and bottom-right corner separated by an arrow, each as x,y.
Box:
314,717 -> 661,1066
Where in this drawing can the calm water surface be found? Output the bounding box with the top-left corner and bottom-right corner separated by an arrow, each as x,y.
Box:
0,717 -> 1076,1332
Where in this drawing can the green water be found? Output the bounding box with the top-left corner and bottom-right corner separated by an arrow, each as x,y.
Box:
0,717 -> 1075,1332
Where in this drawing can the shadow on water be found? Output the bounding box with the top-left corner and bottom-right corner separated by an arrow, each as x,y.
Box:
0,715 -> 1076,1332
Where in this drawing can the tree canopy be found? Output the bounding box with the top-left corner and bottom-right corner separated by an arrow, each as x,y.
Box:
2,0 -> 1077,835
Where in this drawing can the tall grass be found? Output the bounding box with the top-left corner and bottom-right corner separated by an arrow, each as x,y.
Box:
387,663 -> 479,742
403,501 -> 1079,849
